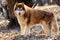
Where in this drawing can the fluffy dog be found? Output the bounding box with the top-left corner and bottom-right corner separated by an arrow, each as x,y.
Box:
13,2 -> 59,36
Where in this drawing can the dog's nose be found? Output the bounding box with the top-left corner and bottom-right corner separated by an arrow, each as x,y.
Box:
19,12 -> 21,15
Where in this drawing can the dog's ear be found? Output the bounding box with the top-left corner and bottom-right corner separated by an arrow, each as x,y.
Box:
15,2 -> 18,5
14,2 -> 18,10
21,2 -> 24,6
15,2 -> 19,7
22,2 -> 24,4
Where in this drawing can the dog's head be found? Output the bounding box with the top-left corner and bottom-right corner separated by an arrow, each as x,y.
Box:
13,2 -> 25,16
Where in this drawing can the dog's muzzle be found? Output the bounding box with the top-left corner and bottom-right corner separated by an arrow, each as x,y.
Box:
16,10 -> 25,15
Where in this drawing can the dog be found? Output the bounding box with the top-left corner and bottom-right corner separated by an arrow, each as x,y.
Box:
13,2 -> 59,36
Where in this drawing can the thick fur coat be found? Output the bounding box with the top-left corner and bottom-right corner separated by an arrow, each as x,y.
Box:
13,3 -> 59,36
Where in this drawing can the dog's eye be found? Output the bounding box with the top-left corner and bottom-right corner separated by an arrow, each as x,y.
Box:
17,7 -> 20,10
15,7 -> 19,10
16,7 -> 23,10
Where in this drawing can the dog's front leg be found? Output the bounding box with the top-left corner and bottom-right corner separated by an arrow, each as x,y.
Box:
20,26 -> 27,35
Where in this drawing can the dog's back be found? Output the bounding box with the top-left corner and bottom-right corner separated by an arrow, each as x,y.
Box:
23,9 -> 53,26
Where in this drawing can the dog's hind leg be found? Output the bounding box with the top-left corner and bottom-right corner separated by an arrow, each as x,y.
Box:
51,15 -> 59,38
41,21 -> 50,36
52,17 -> 59,36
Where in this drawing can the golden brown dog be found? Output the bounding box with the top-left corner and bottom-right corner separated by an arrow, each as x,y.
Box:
13,2 -> 59,36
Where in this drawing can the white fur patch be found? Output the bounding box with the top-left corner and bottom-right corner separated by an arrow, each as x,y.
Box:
16,10 -> 25,15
